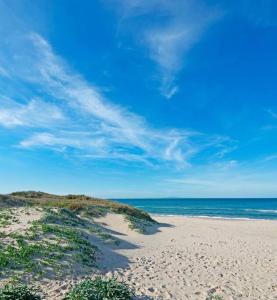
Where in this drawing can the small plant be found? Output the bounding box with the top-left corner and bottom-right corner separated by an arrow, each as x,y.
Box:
206,295 -> 223,300
64,277 -> 133,300
0,283 -> 41,300
206,287 -> 223,300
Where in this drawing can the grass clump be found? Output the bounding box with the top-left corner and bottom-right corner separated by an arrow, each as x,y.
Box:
206,288 -> 223,300
64,277 -> 133,300
0,210 -> 19,228
0,283 -> 41,300
206,296 -> 223,300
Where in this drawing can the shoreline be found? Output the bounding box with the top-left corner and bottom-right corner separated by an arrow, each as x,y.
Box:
150,213 -> 277,221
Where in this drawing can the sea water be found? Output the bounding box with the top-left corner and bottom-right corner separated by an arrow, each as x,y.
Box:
115,198 -> 277,220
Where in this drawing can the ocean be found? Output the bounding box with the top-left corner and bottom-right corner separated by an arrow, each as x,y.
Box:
116,198 -> 277,220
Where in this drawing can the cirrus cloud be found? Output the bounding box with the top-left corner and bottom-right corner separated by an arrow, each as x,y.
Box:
106,0 -> 222,98
0,32 -> 234,167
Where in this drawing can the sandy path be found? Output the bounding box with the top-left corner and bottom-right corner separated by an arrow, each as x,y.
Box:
97,215 -> 277,300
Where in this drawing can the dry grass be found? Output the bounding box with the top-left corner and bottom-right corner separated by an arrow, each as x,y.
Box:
1,191 -> 156,231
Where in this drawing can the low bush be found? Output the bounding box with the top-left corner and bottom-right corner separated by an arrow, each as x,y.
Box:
0,284 -> 41,300
64,277 -> 133,300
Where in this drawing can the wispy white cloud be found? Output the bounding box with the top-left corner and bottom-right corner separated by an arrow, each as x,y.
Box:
262,153 -> 277,162
0,32 -> 233,167
20,131 -> 107,153
0,97 -> 65,128
262,108 -> 277,131
265,108 -> 277,119
108,0 -> 221,98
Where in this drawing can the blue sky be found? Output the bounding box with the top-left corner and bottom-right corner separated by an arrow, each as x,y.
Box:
0,0 -> 277,198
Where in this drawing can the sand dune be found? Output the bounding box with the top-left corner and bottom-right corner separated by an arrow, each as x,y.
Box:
1,208 -> 276,299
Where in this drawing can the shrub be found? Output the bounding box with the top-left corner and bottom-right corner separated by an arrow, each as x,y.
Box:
0,284 -> 41,300
206,295 -> 223,300
64,277 -> 133,300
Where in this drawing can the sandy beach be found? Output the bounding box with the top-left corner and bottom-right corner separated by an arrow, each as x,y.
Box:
96,214 -> 277,300
1,206 -> 276,299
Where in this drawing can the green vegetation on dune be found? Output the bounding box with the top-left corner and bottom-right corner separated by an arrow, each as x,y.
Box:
64,277 -> 133,300
0,195 -> 27,209
0,209 -> 19,228
0,208 -> 97,280
206,296 -> 223,300
0,283 -> 41,300
0,278 -> 133,300
6,191 -> 156,232
206,287 -> 224,300
0,191 -> 156,281
0,191 -> 156,299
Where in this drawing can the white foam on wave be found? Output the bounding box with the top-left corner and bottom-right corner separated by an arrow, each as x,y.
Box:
137,206 -> 189,209
244,209 -> 277,214
150,214 -> 261,220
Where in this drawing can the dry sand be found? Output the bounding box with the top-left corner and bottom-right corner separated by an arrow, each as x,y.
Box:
96,214 -> 277,300
1,209 -> 276,299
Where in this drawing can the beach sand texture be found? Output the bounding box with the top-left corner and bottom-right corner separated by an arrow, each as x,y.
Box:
1,209 -> 276,299
97,214 -> 277,300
